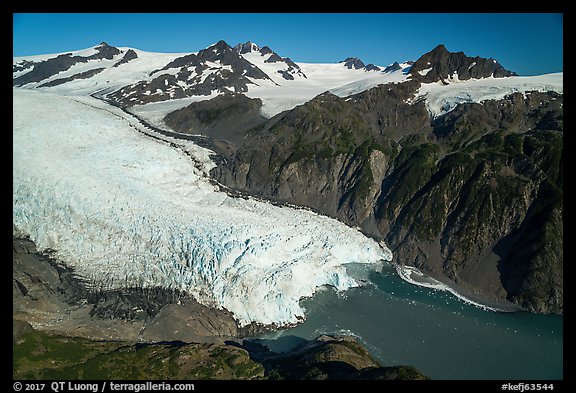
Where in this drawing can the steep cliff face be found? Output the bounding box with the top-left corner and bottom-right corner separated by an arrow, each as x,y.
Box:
381,125 -> 562,313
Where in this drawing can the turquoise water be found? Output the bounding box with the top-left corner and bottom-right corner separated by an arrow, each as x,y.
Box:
258,264 -> 563,380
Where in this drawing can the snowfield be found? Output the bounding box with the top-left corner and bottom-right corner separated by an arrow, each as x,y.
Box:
243,62 -> 399,118
13,48 -> 188,96
130,60 -> 408,127
412,72 -> 563,118
13,89 -> 392,327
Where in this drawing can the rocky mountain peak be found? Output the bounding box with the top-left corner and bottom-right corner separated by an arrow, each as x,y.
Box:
341,57 -> 366,69
364,64 -> 381,71
341,57 -> 382,72
234,41 -> 260,54
383,62 -> 402,73
211,40 -> 233,53
430,43 -> 449,55
111,39 -> 273,106
410,44 -> 517,83
259,46 -> 274,55
233,41 -> 307,81
93,42 -> 121,59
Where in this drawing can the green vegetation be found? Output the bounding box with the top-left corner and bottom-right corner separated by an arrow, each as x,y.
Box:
384,127 -> 562,269
14,330 -> 264,380
14,330 -> 428,380
377,142 -> 441,222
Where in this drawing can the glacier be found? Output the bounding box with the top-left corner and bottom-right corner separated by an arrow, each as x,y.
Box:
13,89 -> 392,327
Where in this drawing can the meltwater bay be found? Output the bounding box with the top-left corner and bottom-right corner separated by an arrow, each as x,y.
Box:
259,265 -> 562,380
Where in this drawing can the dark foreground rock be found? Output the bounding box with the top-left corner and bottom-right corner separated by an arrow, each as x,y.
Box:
258,335 -> 429,380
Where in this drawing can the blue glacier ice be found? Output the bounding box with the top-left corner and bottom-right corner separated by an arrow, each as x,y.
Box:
13,90 -> 392,327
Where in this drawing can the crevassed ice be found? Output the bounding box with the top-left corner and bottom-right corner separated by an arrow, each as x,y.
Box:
13,90 -> 392,327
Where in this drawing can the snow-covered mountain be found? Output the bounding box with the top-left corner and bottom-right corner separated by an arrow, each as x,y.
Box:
109,40 -> 279,106
234,41 -> 307,81
13,40 -> 563,122
12,40 -> 400,117
12,42 -> 187,96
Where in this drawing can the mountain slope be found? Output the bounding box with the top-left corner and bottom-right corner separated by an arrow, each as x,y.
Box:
235,41 -> 307,81
12,43 -> 187,96
13,40 -> 398,118
13,42 -> 122,86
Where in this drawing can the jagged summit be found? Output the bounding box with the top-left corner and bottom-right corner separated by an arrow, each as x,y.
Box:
341,57 -> 381,72
93,41 -> 122,59
109,40 -> 273,106
234,41 -> 307,81
410,43 -> 517,83
383,62 -> 402,73
341,57 -> 365,69
364,64 -> 381,71
234,41 -> 260,54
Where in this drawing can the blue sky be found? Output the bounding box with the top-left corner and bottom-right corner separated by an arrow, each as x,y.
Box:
13,13 -> 563,75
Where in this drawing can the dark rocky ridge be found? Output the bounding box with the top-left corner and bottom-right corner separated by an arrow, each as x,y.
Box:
13,59 -> 35,73
13,42 -> 122,87
234,41 -> 260,54
410,44 -> 517,83
14,54 -> 85,86
341,57 -> 365,69
113,48 -> 138,67
38,68 -> 105,88
164,46 -> 562,314
364,64 -> 381,71
163,93 -> 266,146
157,40 -> 270,80
341,57 -> 381,72
383,62 -> 402,73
